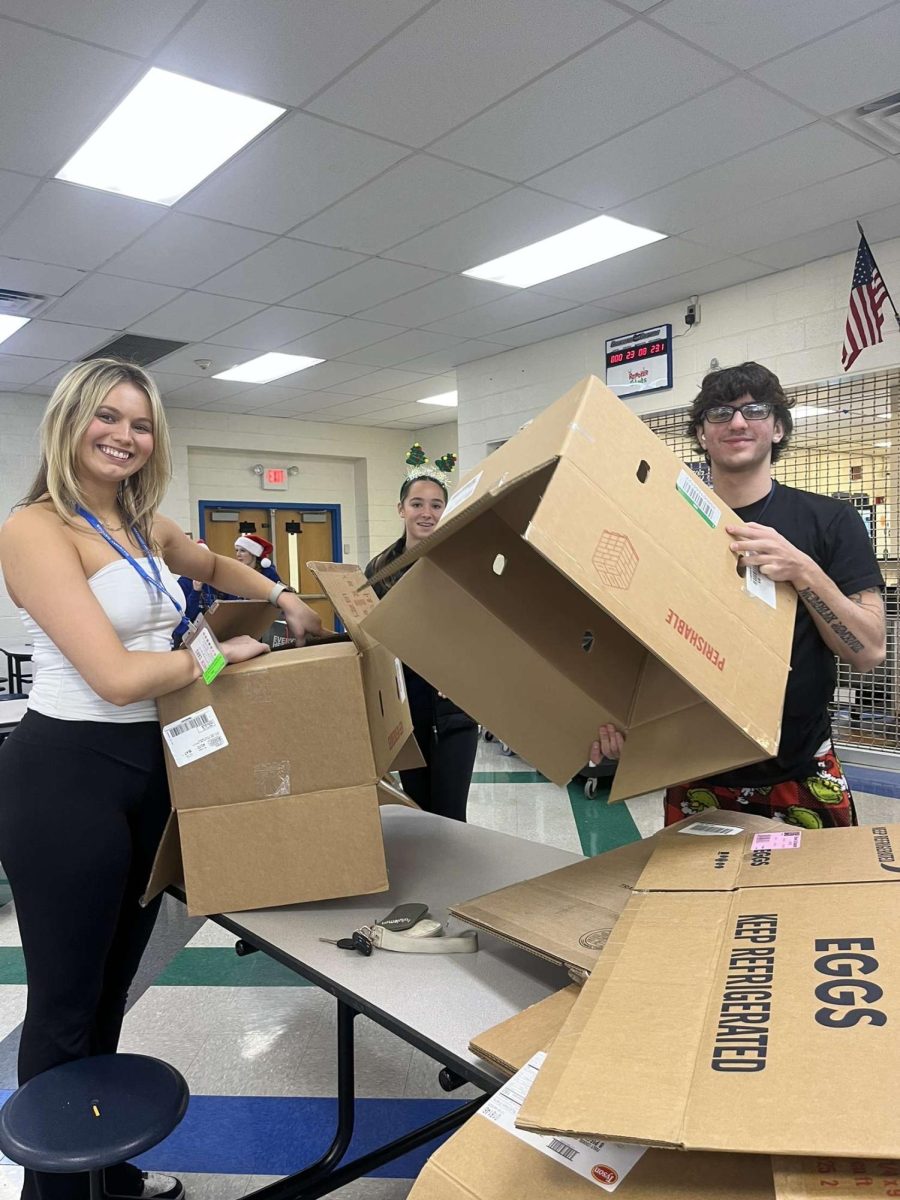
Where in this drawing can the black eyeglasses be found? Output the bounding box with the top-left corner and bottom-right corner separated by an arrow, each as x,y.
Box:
702,401 -> 774,424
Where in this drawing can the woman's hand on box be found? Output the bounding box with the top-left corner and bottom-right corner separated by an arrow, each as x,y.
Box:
591,723 -> 624,763
278,594 -> 323,645
221,635 -> 271,665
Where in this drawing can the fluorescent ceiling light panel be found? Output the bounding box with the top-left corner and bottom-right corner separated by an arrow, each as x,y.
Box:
56,68 -> 284,206
213,353 -> 324,384
792,405 -> 835,419
417,392 -> 458,407
463,215 -> 667,288
0,315 -> 30,346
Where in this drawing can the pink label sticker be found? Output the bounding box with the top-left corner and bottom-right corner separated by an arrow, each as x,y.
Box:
752,831 -> 801,850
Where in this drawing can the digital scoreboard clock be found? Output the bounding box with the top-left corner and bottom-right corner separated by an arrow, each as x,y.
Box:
605,323 -> 672,398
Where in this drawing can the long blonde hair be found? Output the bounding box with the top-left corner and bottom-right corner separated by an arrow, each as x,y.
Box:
20,358 -> 172,543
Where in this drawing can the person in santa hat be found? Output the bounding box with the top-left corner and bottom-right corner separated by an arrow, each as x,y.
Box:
234,533 -> 282,584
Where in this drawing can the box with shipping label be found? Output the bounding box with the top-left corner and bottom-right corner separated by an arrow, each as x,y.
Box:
362,375 -> 796,802
144,568 -> 422,916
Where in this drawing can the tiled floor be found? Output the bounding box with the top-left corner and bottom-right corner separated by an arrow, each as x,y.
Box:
0,735 -> 895,1200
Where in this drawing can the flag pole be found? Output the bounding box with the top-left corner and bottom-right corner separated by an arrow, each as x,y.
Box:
857,221 -> 900,332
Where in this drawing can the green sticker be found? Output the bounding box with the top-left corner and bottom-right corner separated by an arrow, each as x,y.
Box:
203,652 -> 226,685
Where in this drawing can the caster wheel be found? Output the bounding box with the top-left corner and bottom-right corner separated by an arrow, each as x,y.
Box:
584,777 -> 599,799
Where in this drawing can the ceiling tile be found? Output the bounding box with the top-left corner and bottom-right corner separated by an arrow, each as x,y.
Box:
0,353 -> 68,386
192,389 -> 308,416
0,169 -> 39,226
386,187 -> 594,273
358,275 -> 514,326
130,293 -> 266,341
103,214 -> 273,288
429,24 -> 732,180
0,257 -> 85,297
0,19 -> 140,175
601,257 -> 772,317
161,377 -> 260,406
1,319 -> 115,359
180,112 -> 408,234
402,339 -> 508,371
653,0 -> 889,70
292,157 -> 511,255
278,360 -> 377,390
150,344 -> 252,378
207,307 -> 339,351
0,0 -> 197,55
342,329 -> 464,367
308,0 -> 630,146
200,239 -> 366,304
531,79 -> 812,210
287,259 -> 443,316
752,5 -> 900,113
369,374 -> 457,404
611,123 -> 884,236
326,367 -> 432,396
0,183 -> 165,271
423,291 -> 576,338
279,318 -> 405,359
43,276 -> 182,328
157,0 -> 427,106
743,221 -> 864,271
531,238 -> 723,304
147,371 -> 200,397
484,303 -> 621,347
312,394 -> 407,419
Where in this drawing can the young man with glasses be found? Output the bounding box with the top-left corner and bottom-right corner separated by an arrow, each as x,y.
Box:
595,361 -> 885,829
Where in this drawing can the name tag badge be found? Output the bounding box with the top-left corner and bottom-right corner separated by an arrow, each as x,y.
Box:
183,615 -> 226,685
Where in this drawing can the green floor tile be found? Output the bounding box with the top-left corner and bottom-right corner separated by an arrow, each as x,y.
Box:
0,946 -> 25,984
154,946 -> 311,987
567,781 -> 640,857
471,770 -> 550,784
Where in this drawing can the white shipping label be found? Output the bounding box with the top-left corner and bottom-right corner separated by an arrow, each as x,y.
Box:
479,1053 -> 646,1191
443,471 -> 482,519
162,705 -> 228,768
679,823 -> 744,836
187,625 -> 222,672
675,468 -> 721,528
743,562 -> 777,609
394,657 -> 406,704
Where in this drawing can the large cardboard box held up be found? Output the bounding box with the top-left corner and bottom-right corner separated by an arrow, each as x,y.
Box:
144,566 -> 422,916
362,375 -> 796,802
453,809 -> 776,975
518,822 -> 900,1159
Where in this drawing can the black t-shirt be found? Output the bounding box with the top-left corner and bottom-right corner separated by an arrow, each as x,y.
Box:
704,481 -> 883,787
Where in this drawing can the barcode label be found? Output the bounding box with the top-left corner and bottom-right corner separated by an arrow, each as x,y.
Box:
676,469 -> 721,528
477,1052 -> 646,1191
162,705 -> 228,768
680,823 -> 743,836
549,1139 -> 579,1161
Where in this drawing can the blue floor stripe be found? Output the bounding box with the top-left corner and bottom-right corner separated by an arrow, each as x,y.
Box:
845,766 -> 900,800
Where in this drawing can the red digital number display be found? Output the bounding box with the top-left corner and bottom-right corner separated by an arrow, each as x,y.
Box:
605,337 -> 668,370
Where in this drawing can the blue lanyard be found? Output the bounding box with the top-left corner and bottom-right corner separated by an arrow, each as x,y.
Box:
76,506 -> 188,634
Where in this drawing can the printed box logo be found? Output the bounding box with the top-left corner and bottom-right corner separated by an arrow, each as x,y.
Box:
593,531 -> 639,589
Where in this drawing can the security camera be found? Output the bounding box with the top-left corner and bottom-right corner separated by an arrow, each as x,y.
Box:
194,358 -> 213,371
685,296 -> 700,328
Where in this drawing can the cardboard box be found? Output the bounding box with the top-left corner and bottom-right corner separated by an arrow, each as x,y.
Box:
145,564 -> 422,916
453,809 -> 776,975
469,984 -> 581,1074
773,1156 -> 900,1198
518,822 -> 900,1159
362,375 -> 796,801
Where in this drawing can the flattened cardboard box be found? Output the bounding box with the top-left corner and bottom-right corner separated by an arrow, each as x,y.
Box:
453,810 -> 776,975
145,565 -> 422,916
518,823 -> 900,1159
363,375 -> 796,802
414,980 -> 775,1200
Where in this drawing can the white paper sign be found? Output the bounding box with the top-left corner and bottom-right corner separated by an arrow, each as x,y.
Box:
443,471 -> 482,518
479,1053 -> 646,1192
679,823 -> 744,836
744,562 -> 777,609
162,705 -> 228,768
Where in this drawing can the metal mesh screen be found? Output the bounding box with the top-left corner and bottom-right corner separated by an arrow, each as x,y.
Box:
643,369 -> 900,761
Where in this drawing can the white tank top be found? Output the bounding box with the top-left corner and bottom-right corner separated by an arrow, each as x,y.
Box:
19,555 -> 183,723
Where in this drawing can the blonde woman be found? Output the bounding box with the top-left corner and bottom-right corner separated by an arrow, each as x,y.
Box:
0,359 -> 321,1200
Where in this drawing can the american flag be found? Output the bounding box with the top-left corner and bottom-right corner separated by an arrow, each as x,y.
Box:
841,235 -> 890,371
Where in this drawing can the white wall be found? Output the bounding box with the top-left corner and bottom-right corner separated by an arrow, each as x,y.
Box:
457,235 -> 900,467
0,398 -> 417,642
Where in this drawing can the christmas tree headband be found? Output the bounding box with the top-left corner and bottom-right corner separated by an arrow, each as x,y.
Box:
405,443 -> 458,486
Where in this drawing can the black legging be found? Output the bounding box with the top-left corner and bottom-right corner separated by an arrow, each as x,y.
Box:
0,711 -> 171,1200
399,671 -> 478,822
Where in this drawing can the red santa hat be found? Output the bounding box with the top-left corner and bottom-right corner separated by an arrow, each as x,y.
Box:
235,533 -> 272,568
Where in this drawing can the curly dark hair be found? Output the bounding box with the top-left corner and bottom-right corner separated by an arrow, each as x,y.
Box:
686,362 -> 795,464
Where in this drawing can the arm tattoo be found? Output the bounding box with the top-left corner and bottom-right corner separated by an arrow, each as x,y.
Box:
797,587 -> 865,654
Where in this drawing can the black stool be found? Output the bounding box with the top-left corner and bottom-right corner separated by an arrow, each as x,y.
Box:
0,1055 -> 189,1200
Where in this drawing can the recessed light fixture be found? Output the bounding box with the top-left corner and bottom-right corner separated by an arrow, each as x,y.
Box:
417,391 -> 458,407
0,315 -> 30,346
792,405 -> 835,420
213,353 -> 324,384
875,440 -> 892,448
463,215 -> 667,288
56,68 -> 285,206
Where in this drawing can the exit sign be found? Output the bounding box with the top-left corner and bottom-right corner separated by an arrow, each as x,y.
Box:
261,467 -> 288,490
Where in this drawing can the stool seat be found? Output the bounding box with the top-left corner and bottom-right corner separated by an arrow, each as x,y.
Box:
0,1054 -> 189,1174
